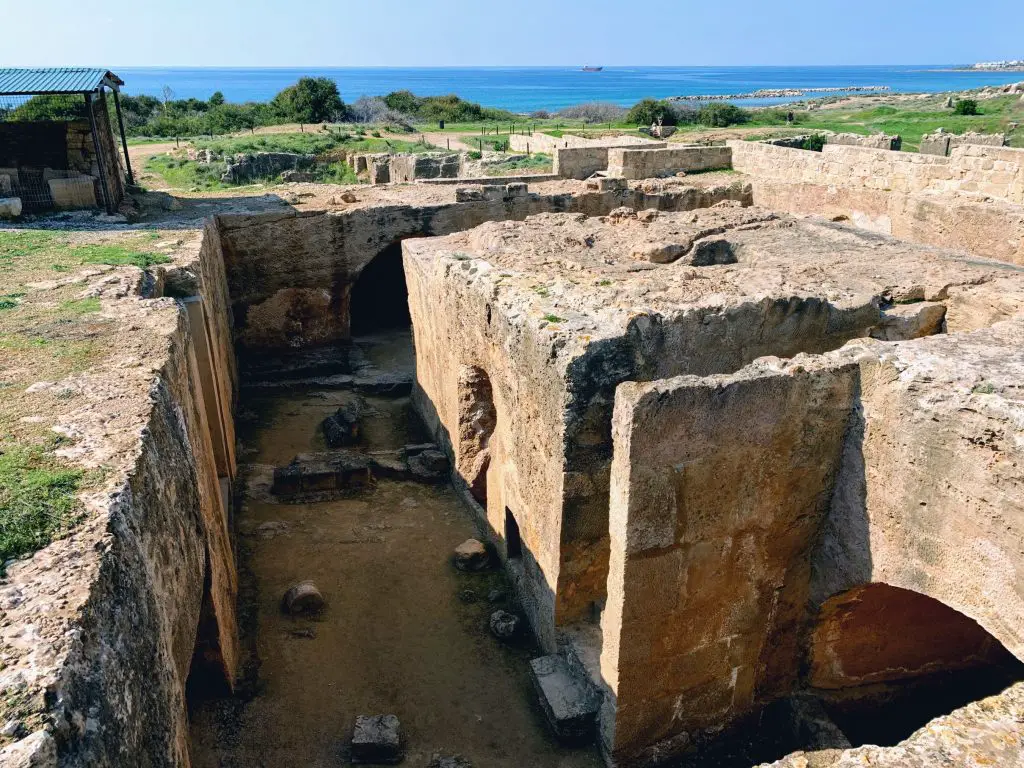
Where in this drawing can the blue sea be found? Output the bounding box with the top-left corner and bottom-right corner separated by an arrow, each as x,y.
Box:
114,66 -> 1024,112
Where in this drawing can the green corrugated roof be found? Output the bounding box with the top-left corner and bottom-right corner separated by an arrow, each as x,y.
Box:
0,68 -> 123,96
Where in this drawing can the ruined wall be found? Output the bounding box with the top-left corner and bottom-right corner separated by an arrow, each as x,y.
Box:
811,320 -> 1024,663
217,184 -> 752,354
729,141 -> 1024,264
729,140 -> 1024,206
0,298 -> 238,766
556,295 -> 882,628
598,361 -> 858,764
607,146 -> 732,179
920,130 -> 1007,156
828,132 -> 901,151
404,244 -> 572,651
385,153 -> 462,183
553,143 -> 668,180
508,132 -> 659,154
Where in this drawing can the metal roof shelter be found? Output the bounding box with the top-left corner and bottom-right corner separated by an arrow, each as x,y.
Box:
0,67 -> 134,213
0,67 -> 124,96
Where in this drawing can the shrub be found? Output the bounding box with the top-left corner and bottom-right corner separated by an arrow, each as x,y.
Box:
801,134 -> 828,152
530,109 -> 552,120
696,103 -> 751,127
953,99 -> 979,116
557,102 -> 628,124
626,98 -> 677,126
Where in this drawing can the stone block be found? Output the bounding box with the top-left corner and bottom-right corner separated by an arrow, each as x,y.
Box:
529,654 -> 601,743
351,714 -> 403,764
48,176 -> 97,210
0,197 -> 22,219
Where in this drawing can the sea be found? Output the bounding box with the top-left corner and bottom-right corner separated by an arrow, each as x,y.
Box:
113,66 -> 1024,112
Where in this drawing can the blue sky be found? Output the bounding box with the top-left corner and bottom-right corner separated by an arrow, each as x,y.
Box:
2,0 -> 1022,67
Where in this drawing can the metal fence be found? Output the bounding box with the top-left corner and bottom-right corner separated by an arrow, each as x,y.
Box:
0,92 -> 115,213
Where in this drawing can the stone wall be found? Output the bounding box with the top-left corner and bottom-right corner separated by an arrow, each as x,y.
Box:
606,146 -> 733,179
553,143 -> 668,180
509,132 -> 659,154
0,285 -> 239,765
728,140 -> 1024,264
404,244 -> 571,651
600,361 -> 858,763
216,182 -> 752,354
387,153 -> 462,183
596,314 -> 1024,765
221,152 -> 316,184
920,129 -> 1007,156
828,132 -> 901,151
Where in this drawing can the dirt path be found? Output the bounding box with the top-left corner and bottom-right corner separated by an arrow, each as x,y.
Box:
189,333 -> 602,768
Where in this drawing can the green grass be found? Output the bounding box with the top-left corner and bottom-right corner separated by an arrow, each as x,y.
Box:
0,230 -> 171,276
59,297 -> 101,314
146,154 -> 230,190
743,96 -> 1024,151
482,154 -> 553,176
0,443 -> 85,568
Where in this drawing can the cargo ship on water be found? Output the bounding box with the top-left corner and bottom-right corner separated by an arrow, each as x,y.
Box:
581,65 -> 603,72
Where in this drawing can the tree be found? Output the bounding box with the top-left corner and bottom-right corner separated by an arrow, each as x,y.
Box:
272,77 -> 344,125
9,94 -> 87,121
209,91 -> 225,107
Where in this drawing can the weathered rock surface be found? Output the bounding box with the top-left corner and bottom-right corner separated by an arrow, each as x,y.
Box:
489,610 -> 521,640
453,539 -> 489,572
529,654 -> 601,743
351,714 -> 403,764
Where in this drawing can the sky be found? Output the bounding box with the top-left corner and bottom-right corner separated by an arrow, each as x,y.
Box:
1,0 -> 1022,67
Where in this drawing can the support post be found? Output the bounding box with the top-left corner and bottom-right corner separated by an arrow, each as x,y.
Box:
85,93 -> 113,214
112,88 -> 135,185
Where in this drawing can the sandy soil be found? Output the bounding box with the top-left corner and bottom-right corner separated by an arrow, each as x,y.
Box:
189,333 -> 602,768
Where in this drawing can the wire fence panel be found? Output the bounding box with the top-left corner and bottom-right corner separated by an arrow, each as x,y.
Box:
0,92 -> 122,213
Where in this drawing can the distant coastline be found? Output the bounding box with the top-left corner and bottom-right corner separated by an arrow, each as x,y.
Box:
113,65 -> 1024,112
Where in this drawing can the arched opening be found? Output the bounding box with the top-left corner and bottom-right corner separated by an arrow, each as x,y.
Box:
806,583 -> 1024,747
349,242 -> 411,336
456,365 -> 496,506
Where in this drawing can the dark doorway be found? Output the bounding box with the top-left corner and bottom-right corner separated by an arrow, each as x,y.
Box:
808,583 -> 1024,748
350,242 -> 410,335
505,508 -> 522,560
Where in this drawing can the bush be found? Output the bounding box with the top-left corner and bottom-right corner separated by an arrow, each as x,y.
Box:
557,102 -> 628,124
530,109 -> 552,120
801,134 -> 828,152
953,99 -> 979,116
382,91 -> 515,123
626,98 -> 678,126
696,103 -> 751,127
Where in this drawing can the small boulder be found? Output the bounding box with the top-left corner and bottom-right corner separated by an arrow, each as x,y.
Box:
636,209 -> 659,223
351,714 -> 403,764
606,206 -> 636,223
688,238 -> 737,266
408,449 -> 450,482
489,609 -> 521,640
281,581 -> 325,614
322,400 -> 363,448
631,241 -> 687,264
454,539 -> 489,572
487,588 -> 508,604
341,191 -> 359,203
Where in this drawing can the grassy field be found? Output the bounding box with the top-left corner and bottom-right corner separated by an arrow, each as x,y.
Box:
0,230 -> 174,567
481,154 -> 554,176
145,129 -> 444,190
